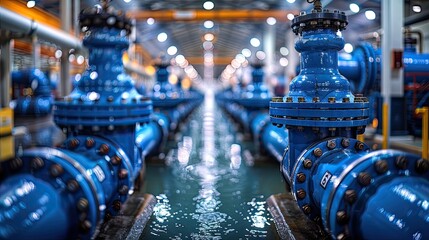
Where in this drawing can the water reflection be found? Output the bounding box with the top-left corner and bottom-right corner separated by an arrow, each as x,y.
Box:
142,89 -> 284,239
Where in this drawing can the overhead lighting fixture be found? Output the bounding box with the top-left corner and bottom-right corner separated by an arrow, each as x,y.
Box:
204,20 -> 214,29
280,47 -> 289,56
266,17 -> 277,25
204,33 -> 215,41
123,0 -> 132,3
287,0 -> 296,3
413,5 -> 422,13
344,43 -> 354,53
175,55 -> 185,65
147,18 -> 155,25
256,51 -> 266,60
167,46 -> 178,56
27,0 -> 36,8
242,48 -> 251,58
250,38 -> 260,47
279,57 -> 289,67
203,1 -> 214,10
203,41 -> 214,50
287,13 -> 295,20
157,32 -> 168,42
349,3 -> 360,13
365,10 -> 376,20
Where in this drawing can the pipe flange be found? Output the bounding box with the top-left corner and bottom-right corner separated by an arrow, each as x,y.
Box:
291,9 -> 348,35
61,136 -> 134,215
3,148 -> 102,239
291,137 -> 370,222
323,149 -> 428,238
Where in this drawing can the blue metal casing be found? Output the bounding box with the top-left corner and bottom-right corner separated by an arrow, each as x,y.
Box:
269,4 -> 429,239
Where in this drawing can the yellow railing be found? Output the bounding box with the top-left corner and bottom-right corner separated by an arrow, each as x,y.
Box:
415,107 -> 429,159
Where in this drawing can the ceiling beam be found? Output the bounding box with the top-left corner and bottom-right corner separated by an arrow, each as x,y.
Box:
127,9 -> 299,22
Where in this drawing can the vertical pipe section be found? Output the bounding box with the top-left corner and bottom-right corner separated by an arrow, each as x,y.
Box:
416,107 -> 429,159
60,0 -> 72,97
0,40 -> 12,108
381,0 -> 404,147
32,36 -> 41,69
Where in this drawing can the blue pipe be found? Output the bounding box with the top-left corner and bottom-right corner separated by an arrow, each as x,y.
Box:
11,68 -> 52,116
270,5 -> 429,239
0,5 -> 169,239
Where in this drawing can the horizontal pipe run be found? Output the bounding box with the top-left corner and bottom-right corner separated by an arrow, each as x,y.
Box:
0,7 -> 82,50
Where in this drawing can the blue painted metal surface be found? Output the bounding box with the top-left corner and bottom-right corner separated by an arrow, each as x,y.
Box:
11,68 -> 52,116
270,3 -> 429,239
0,4 -> 171,239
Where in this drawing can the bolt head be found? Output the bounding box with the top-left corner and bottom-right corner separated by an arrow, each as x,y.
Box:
85,137 -> 95,148
336,210 -> 349,224
344,189 -> 357,204
302,204 -> 311,214
416,159 -> 429,173
67,179 -> 80,192
77,198 -> 89,212
313,148 -> 323,157
327,140 -> 336,150
303,159 -> 313,169
374,160 -> 389,174
297,173 -> 306,183
50,164 -> 64,177
395,156 -> 408,170
111,155 -> 122,165
358,172 -> 372,186
297,189 -> 306,199
31,157 -> 45,170
118,169 -> 128,179
341,138 -> 350,148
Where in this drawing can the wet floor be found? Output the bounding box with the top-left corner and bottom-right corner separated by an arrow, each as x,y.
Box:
141,90 -> 286,239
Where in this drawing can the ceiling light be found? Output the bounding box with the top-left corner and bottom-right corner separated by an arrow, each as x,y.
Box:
157,32 -> 168,42
365,10 -> 376,20
204,20 -> 214,29
266,17 -> 277,25
175,55 -> 185,65
287,0 -> 296,3
242,48 -> 251,58
204,33 -> 215,41
349,3 -> 360,13
27,0 -> 36,8
123,0 -> 132,3
235,54 -> 245,63
279,58 -> 289,67
250,38 -> 260,47
167,46 -> 177,55
287,13 -> 295,20
203,41 -> 214,50
203,1 -> 214,10
55,50 -> 62,59
256,51 -> 266,60
147,18 -> 155,25
413,5 -> 422,13
344,43 -> 354,53
280,47 -> 289,56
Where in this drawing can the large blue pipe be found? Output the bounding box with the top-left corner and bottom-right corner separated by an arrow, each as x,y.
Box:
0,5 -> 170,239
270,3 -> 429,239
11,68 -> 52,116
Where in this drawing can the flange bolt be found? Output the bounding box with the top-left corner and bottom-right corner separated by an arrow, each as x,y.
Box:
416,159 -> 429,173
303,159 -> 313,169
50,164 -> 64,177
302,205 -> 311,214
31,157 -> 45,170
358,172 -> 372,186
297,173 -> 306,183
336,210 -> 349,224
297,189 -> 306,199
77,198 -> 89,212
344,189 -> 357,204
313,148 -> 323,157
341,138 -> 350,148
354,142 -> 365,151
85,137 -> 95,148
67,179 -> 80,192
374,160 -> 389,174
395,156 -> 408,170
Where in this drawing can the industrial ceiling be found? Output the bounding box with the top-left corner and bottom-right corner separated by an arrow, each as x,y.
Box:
6,0 -> 429,79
